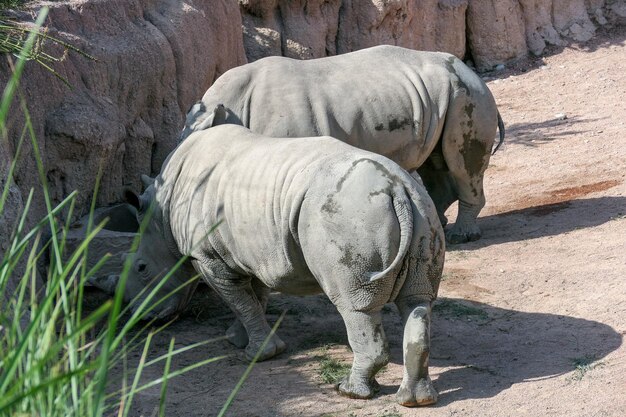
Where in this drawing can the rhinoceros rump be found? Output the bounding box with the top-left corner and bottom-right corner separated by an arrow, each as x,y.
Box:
181,45 -> 504,244
124,124 -> 445,406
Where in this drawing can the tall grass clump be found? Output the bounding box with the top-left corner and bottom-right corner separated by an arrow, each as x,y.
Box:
1,2 -> 95,86
0,0 -> 22,11
0,7 -> 232,416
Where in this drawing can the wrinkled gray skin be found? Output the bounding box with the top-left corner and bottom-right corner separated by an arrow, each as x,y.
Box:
124,124 -> 444,406
181,45 -> 504,244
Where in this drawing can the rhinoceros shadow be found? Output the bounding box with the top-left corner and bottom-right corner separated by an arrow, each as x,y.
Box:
271,295 -> 621,408
502,116 -> 601,147
450,196 -> 626,251
113,289 -> 621,416
414,298 -> 622,406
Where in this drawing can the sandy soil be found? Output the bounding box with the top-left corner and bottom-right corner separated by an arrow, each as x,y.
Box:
111,28 -> 626,417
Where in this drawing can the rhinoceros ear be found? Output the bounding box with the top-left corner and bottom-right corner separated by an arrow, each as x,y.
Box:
141,174 -> 155,188
124,188 -> 143,212
211,104 -> 227,126
195,104 -> 227,130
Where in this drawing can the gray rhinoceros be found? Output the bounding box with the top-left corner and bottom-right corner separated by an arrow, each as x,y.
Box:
121,124 -> 445,406
180,45 -> 504,244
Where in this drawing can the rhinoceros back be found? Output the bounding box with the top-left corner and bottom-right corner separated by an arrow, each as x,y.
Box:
191,46 -> 479,171
159,125 -> 440,298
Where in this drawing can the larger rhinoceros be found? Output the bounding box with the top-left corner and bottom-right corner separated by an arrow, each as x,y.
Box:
180,45 -> 504,244
121,123 -> 445,406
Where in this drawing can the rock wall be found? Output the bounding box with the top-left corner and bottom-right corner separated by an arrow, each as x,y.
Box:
0,0 -> 624,264
240,0 -> 626,69
0,0 -> 246,223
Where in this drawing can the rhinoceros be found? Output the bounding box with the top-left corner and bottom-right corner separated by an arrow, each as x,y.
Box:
181,45 -> 504,244
120,123 -> 445,406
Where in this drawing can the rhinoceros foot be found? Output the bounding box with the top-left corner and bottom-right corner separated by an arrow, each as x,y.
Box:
335,376 -> 379,399
396,376 -> 438,407
244,334 -> 286,362
445,225 -> 481,244
226,319 -> 248,348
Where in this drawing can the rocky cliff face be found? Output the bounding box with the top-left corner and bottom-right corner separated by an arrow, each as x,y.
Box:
240,0 -> 625,69
1,0 -> 246,223
0,0 -> 624,261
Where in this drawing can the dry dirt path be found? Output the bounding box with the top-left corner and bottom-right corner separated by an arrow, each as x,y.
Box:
119,29 -> 626,417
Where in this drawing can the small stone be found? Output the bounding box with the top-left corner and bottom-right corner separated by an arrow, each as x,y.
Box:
569,23 -> 583,34
555,113 -> 567,120
495,64 -> 505,71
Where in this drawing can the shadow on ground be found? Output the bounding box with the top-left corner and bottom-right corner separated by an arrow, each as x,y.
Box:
502,116 -> 602,147
110,289 -> 621,417
479,26 -> 626,81
448,196 -> 626,251
427,298 -> 622,406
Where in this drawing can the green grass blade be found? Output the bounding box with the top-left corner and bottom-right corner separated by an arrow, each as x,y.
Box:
0,363 -> 97,411
158,338 -> 175,417
217,311 -> 287,417
122,331 -> 154,417
0,123 -> 26,217
0,7 -> 48,136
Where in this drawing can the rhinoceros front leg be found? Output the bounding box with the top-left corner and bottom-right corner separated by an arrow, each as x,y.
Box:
413,165 -> 456,229
394,297 -> 437,407
336,309 -> 390,399
192,261 -> 285,361
226,279 -> 269,348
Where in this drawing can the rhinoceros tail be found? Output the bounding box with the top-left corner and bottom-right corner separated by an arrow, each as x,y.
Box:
492,111 -> 505,155
368,188 -> 413,282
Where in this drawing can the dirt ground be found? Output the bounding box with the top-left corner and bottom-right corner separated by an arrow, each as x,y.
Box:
113,28 -> 626,417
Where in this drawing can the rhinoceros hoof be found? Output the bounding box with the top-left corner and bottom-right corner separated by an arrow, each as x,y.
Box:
396,377 -> 438,407
244,334 -> 286,362
335,377 -> 378,400
226,321 -> 249,349
445,228 -> 481,244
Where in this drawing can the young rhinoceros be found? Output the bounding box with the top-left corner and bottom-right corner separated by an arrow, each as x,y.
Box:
181,45 -> 505,244
123,124 -> 445,407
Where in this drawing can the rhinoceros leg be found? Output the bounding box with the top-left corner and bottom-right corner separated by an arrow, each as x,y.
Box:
414,163 -> 456,228
336,309 -> 390,399
192,261 -> 285,361
441,95 -> 497,244
226,279 -> 269,348
394,297 -> 437,407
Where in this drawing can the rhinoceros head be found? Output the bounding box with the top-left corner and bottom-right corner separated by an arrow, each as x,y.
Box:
119,176 -> 199,320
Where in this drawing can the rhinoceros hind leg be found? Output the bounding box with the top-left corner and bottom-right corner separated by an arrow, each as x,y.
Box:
440,91 -> 497,244
336,309 -> 389,399
394,298 -> 437,407
445,199 -> 483,244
